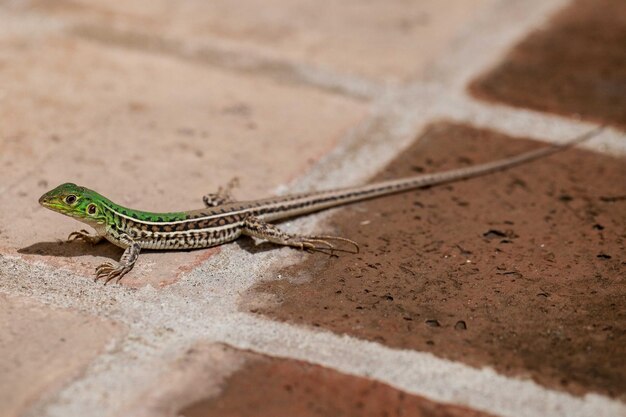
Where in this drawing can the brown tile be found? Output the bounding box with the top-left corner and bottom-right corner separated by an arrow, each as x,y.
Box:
0,32 -> 365,286
179,350 -> 494,417
20,0 -> 494,82
0,293 -> 125,417
469,0 -> 626,129
251,122 -> 626,398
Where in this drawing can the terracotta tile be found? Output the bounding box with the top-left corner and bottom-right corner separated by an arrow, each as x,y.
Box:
120,344 -> 248,417
0,33 -> 365,287
0,293 -> 124,417
252,122 -> 626,398
470,0 -> 626,129
179,349 -> 494,417
20,0 -> 494,82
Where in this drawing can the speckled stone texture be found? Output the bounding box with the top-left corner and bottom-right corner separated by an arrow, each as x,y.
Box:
252,122 -> 626,398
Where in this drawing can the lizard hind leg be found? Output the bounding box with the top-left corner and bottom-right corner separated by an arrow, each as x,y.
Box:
242,216 -> 359,256
202,177 -> 240,207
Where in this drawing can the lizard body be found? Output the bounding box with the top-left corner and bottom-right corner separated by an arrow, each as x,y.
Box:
39,127 -> 602,283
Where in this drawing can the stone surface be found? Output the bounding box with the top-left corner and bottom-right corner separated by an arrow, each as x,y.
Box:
0,30 -> 365,287
19,0 -> 493,83
120,344 -> 247,417
0,293 -> 124,417
252,122 -> 626,398
469,0 -> 626,129
179,347 -> 495,417
1,1 -> 623,417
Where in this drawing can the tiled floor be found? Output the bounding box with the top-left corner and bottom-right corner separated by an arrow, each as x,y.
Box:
252,122 -> 626,398
0,1 -> 623,417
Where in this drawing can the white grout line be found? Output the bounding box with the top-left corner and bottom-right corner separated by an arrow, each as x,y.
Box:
437,90 -> 626,156
288,87 -> 441,191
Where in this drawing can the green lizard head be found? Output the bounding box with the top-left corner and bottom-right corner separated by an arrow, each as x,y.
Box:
39,183 -> 107,225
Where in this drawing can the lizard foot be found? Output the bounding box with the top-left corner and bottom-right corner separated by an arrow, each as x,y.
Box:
242,216 -> 360,256
291,235 -> 360,256
67,229 -> 104,245
95,262 -> 132,285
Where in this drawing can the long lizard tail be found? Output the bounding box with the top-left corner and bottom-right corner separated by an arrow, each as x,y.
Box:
355,124 -> 605,194
260,125 -> 605,221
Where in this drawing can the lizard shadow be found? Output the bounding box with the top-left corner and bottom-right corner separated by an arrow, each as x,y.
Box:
234,238 -> 281,255
17,241 -> 123,260
234,238 -> 350,257
18,239 -> 279,260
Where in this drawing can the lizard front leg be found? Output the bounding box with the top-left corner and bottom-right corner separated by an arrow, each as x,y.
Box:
202,177 -> 240,207
67,229 -> 105,245
241,216 -> 359,255
95,234 -> 140,284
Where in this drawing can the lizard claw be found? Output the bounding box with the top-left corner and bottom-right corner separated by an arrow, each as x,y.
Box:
67,229 -> 90,242
95,262 -> 130,285
68,230 -> 103,245
94,241 -> 140,284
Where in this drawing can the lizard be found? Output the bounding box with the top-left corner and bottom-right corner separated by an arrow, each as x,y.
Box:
38,126 -> 603,284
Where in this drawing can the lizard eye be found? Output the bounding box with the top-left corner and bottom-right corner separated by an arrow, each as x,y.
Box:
87,204 -> 97,215
65,195 -> 77,204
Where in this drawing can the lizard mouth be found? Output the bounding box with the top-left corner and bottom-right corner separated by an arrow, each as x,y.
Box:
38,194 -> 51,206
39,198 -> 80,217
